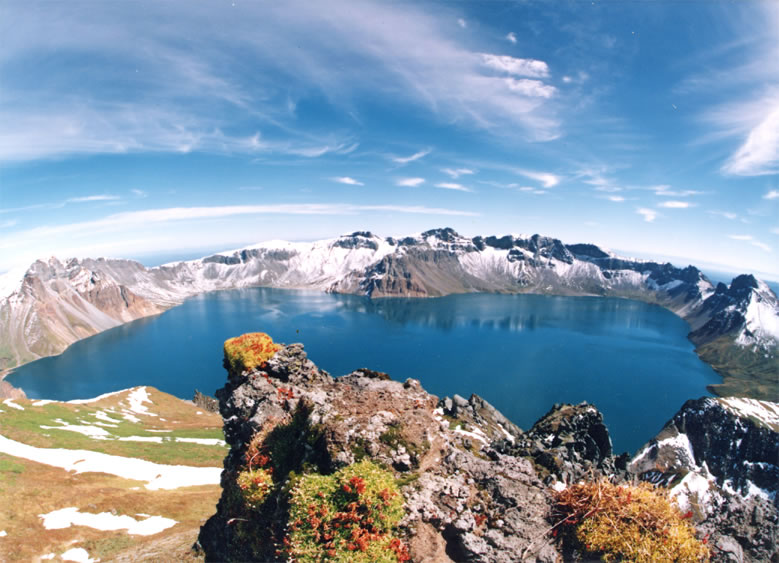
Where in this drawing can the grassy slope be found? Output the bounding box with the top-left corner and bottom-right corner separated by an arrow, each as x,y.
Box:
0,387 -> 224,562
697,336 -> 779,400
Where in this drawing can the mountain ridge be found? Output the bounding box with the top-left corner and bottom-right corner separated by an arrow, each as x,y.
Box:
1,228 -> 777,398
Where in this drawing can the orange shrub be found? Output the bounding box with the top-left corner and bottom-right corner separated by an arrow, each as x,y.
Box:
224,332 -> 280,374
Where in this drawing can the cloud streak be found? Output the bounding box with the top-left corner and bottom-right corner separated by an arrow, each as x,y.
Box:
391,149 -> 432,165
434,182 -> 472,192
396,177 -> 425,187
331,177 -> 364,186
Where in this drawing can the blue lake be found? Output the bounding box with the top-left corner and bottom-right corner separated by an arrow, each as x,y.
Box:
6,289 -> 722,454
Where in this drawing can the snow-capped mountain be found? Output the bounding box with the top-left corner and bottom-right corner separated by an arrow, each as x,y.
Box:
1,228 -> 777,396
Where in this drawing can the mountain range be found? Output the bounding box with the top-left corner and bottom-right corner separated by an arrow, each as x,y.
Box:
1,228 -> 777,398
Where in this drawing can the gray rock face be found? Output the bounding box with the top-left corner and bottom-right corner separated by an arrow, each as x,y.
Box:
630,397 -> 779,562
495,402 -> 627,486
198,342 -> 777,561
200,342 -> 562,562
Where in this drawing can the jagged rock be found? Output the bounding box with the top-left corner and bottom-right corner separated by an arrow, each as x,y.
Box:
631,396 -> 779,562
199,342 -> 561,561
496,402 -> 624,486
192,390 -> 219,413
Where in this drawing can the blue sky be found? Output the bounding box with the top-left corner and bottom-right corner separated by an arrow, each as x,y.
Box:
1,0 -> 778,278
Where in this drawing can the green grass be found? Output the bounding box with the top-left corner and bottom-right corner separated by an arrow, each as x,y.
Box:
697,336 -> 779,400
0,401 -> 226,466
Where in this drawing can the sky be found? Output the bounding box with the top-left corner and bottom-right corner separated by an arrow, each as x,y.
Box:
1,0 -> 778,279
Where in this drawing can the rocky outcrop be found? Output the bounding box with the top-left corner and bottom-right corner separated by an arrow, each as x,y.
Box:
630,397 -> 779,562
496,403 -> 629,486
198,340 -> 778,561
200,342 -> 566,561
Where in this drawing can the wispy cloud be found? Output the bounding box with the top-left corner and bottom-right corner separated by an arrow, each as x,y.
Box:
2,203 -> 480,249
637,208 -> 657,222
506,32 -> 517,44
131,189 -> 148,198
720,102 -> 779,176
651,186 -> 703,197
658,201 -> 694,209
396,177 -> 426,187
728,234 -> 772,252
457,18 -> 467,29
708,210 -> 738,220
331,176 -> 364,186
480,54 -> 549,78
0,1 -> 568,162
391,148 -> 432,165
441,168 -> 474,179
515,168 -> 560,188
67,195 -> 121,203
606,195 -> 625,202
764,189 -> 779,200
505,78 -> 556,99
434,182 -> 472,192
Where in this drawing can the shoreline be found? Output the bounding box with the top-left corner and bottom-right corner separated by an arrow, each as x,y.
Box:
1,284 -> 736,401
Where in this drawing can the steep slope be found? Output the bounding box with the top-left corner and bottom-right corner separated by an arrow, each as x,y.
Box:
0,258 -> 166,371
199,337 -> 777,562
630,397 -> 779,561
2,229 -> 777,399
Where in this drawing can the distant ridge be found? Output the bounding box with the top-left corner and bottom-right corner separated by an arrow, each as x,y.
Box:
1,228 -> 777,398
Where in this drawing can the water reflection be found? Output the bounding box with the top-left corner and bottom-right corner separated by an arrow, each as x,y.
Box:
7,288 -> 721,454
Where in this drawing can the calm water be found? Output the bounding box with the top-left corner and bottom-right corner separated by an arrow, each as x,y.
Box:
7,289 -> 721,453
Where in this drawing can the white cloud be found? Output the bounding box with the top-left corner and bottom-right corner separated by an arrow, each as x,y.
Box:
396,177 -> 425,187
514,168 -> 560,188
505,78 -> 556,99
658,201 -> 693,209
771,227 -> 779,235
0,220 -> 18,229
391,148 -> 432,165
506,32 -> 517,44
441,168 -> 474,179
708,210 -> 738,220
480,54 -> 549,78
764,189 -> 779,200
0,1 -> 564,162
67,195 -> 121,203
562,76 -> 572,83
435,182 -> 472,192
637,208 -> 657,222
751,240 -> 772,252
721,103 -> 779,176
331,176 -> 364,186
131,189 -> 148,198
728,234 -> 772,252
457,18 -> 467,28
607,195 -> 625,202
652,186 -> 703,197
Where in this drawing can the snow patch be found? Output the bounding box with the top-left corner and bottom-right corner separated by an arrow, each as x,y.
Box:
718,397 -> 779,430
118,436 -> 164,443
39,506 -> 177,535
3,399 -> 24,411
0,265 -> 28,300
40,419 -> 111,438
32,400 -> 55,407
174,437 -> 227,446
61,547 -> 97,563
0,434 -> 222,490
126,386 -> 156,416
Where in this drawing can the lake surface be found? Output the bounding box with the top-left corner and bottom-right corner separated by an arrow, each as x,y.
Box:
7,289 -> 722,453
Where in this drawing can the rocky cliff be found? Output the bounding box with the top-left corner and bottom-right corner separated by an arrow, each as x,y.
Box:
198,338 -> 779,562
2,228 -> 777,399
